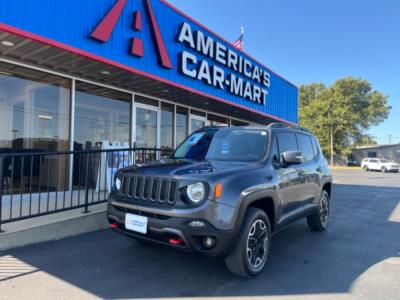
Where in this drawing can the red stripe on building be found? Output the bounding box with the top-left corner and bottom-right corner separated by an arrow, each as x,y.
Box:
131,37 -> 144,57
91,0 -> 127,42
144,0 -> 172,69
133,11 -> 142,31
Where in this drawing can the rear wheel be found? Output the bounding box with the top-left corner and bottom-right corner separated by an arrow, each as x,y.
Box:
365,166 -> 369,172
307,190 -> 330,231
225,208 -> 271,278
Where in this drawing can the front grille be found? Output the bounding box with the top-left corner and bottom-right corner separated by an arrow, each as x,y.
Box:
120,175 -> 179,206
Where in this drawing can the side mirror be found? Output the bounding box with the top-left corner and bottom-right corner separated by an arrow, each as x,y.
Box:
282,151 -> 304,165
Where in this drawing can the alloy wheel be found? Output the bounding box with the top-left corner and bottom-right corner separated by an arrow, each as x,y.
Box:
320,193 -> 330,228
246,219 -> 269,269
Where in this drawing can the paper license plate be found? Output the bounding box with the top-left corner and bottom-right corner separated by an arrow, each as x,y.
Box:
125,213 -> 148,234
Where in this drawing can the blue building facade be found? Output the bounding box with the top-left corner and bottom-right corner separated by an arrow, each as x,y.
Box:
0,0 -> 297,122
0,0 -> 298,156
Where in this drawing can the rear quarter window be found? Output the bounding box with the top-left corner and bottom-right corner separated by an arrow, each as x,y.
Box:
296,134 -> 315,162
311,136 -> 320,157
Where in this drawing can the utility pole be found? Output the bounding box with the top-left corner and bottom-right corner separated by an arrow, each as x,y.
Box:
330,127 -> 334,167
388,134 -> 392,144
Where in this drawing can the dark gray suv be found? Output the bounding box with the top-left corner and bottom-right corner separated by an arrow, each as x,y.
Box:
107,124 -> 332,277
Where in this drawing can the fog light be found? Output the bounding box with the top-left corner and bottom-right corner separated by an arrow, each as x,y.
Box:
203,236 -> 216,249
188,220 -> 205,227
169,237 -> 183,245
109,222 -> 119,229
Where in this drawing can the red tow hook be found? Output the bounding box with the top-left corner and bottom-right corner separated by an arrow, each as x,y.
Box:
109,222 -> 119,229
169,237 -> 183,245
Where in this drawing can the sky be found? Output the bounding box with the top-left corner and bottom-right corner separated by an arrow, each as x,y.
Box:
168,0 -> 400,144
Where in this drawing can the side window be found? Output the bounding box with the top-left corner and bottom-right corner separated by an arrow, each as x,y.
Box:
277,133 -> 298,163
311,136 -> 320,157
297,134 -> 315,162
370,159 -> 377,163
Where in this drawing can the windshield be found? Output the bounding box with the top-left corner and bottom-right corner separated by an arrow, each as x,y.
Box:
173,131 -> 215,160
206,129 -> 269,162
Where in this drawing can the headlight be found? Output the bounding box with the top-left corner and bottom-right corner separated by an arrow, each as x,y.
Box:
186,182 -> 206,203
115,177 -> 122,191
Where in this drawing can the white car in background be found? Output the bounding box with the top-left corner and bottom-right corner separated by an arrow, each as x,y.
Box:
361,158 -> 400,173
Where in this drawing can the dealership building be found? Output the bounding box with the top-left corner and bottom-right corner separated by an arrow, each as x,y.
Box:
0,0 -> 298,155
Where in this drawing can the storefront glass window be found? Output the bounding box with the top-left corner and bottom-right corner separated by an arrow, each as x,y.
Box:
0,63 -> 70,152
74,82 -> 131,151
208,113 -> 228,127
161,103 -> 174,151
0,63 -> 71,194
190,118 -> 205,133
136,106 -> 158,148
176,106 -> 188,146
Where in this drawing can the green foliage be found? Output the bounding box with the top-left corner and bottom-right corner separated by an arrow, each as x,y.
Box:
353,134 -> 378,146
299,77 -> 390,157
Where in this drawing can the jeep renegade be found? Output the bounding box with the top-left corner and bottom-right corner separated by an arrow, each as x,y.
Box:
107,124 -> 332,277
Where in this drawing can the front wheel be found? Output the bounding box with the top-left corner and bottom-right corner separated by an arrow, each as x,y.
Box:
225,208 -> 271,278
307,190 -> 330,231
381,167 -> 387,173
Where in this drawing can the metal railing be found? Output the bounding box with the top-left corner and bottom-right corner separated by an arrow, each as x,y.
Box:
0,147 -> 173,231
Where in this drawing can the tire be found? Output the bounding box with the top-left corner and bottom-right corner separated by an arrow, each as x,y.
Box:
307,190 -> 330,231
381,167 -> 387,173
225,208 -> 272,278
365,166 -> 369,172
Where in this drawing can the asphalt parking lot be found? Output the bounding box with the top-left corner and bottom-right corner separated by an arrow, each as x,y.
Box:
1,169 -> 400,300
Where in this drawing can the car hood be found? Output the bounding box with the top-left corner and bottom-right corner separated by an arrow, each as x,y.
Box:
120,158 -> 258,178
383,163 -> 399,167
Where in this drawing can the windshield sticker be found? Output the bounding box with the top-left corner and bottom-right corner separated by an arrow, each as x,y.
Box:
221,142 -> 231,154
261,131 -> 267,136
187,133 -> 204,145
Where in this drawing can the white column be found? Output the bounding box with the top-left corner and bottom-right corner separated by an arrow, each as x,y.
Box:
131,93 -> 136,147
68,79 -> 76,191
173,104 -> 177,149
188,108 -> 191,134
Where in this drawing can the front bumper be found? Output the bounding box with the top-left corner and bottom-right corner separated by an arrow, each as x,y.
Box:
107,198 -> 237,257
386,166 -> 399,172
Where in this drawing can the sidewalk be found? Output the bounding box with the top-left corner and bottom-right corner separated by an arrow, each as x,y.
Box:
0,203 -> 108,251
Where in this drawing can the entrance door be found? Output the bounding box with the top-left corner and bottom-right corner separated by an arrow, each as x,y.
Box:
135,104 -> 160,149
190,115 -> 207,133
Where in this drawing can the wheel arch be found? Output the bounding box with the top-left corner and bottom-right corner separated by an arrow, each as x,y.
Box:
235,189 -> 279,234
322,182 -> 332,197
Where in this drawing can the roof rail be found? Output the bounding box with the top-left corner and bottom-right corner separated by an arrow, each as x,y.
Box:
268,122 -> 311,133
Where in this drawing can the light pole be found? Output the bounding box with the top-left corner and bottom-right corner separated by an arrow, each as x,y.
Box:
330,127 -> 334,167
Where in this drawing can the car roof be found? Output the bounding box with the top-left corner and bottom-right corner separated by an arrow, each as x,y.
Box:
196,124 -> 314,136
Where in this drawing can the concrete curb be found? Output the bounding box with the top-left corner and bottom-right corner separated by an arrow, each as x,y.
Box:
0,210 -> 108,252
329,166 -> 362,170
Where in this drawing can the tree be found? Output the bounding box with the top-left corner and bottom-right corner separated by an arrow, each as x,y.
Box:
353,134 -> 377,147
298,78 -> 390,165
